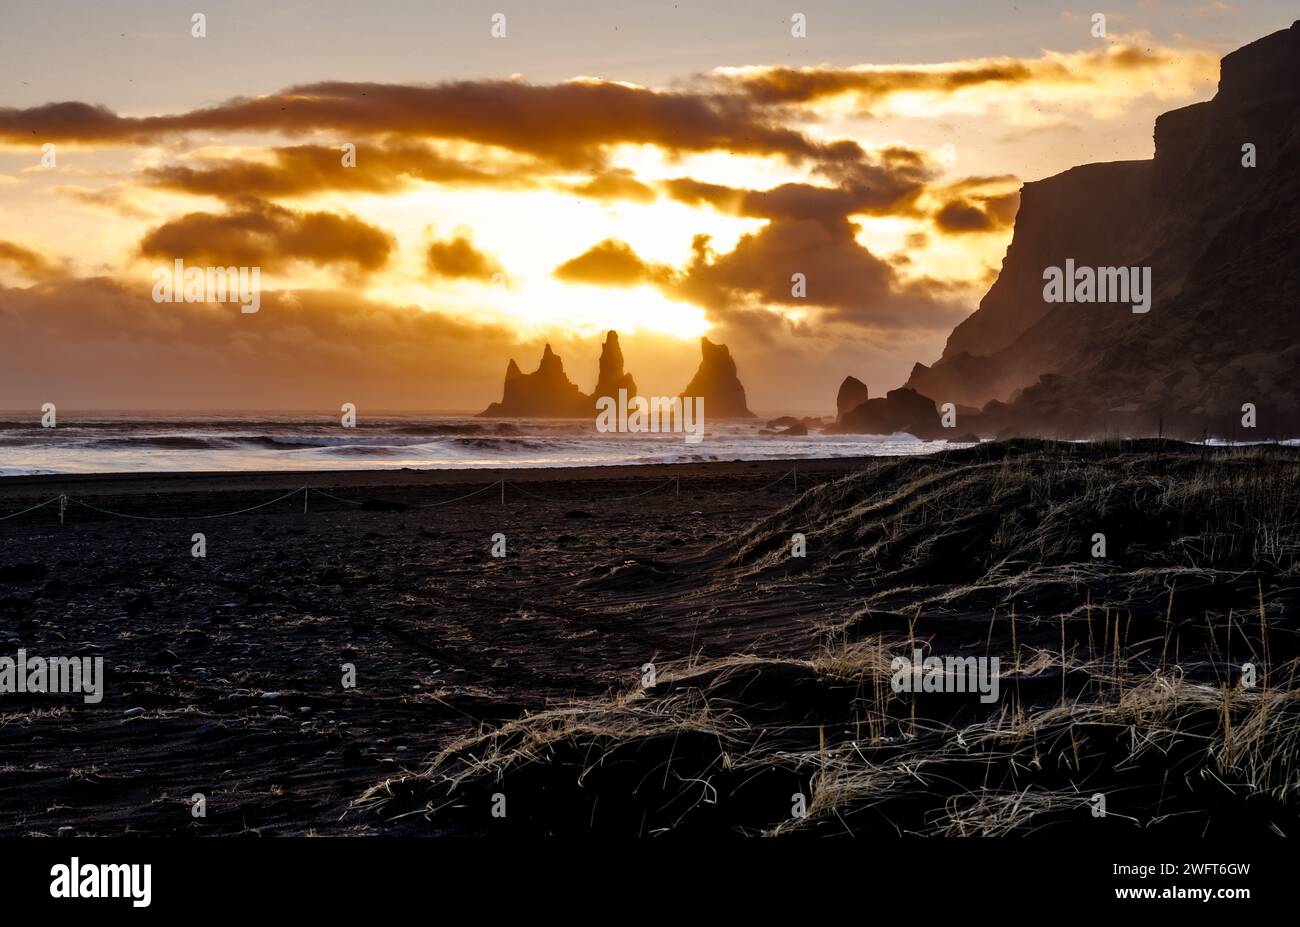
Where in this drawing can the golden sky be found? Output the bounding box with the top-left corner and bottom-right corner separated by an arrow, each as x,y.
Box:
0,1 -> 1282,412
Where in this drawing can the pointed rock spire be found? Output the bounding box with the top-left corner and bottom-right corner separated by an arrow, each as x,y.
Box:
680,337 -> 753,418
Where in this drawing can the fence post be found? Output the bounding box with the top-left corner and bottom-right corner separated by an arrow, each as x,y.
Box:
58,494 -> 67,526
303,487 -> 309,514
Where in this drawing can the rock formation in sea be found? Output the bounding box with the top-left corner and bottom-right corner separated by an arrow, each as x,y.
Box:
476,330 -> 639,417
478,343 -> 594,417
865,21 -> 1300,440
481,331 -> 756,419
680,337 -> 754,418
591,330 -> 637,402
835,376 -> 869,425
830,387 -> 941,437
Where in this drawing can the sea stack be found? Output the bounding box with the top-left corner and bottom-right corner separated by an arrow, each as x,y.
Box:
680,337 -> 754,419
591,330 -> 637,405
835,376 -> 869,425
478,344 -> 593,417
830,387 -> 941,438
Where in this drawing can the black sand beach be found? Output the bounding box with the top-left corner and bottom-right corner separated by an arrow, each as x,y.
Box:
2,442 -> 1299,838
0,457 -> 860,835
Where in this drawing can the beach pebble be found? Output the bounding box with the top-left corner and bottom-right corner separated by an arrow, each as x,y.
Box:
0,562 -> 46,582
259,691 -> 282,700
123,707 -> 145,717
124,592 -> 154,612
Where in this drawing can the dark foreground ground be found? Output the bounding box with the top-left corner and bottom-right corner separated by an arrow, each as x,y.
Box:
0,456 -> 858,835
1,441 -> 1299,838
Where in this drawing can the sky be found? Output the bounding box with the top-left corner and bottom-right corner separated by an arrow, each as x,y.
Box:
0,0 -> 1294,413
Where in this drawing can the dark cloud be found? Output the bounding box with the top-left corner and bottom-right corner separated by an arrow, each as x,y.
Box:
563,169 -> 657,204
656,159 -> 965,332
663,143 -> 934,224
138,198 -> 393,273
0,276 -> 521,410
554,239 -> 670,287
727,62 -> 1037,106
144,143 -> 532,199
0,240 -> 63,280
717,46 -> 1205,108
426,234 -> 503,280
933,188 -> 1020,234
672,220 -> 964,333
0,80 -> 856,168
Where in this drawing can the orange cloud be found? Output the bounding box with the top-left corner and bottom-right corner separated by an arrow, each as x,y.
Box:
0,80 -> 858,168
554,239 -> 671,287
138,198 -> 393,273
144,142 -> 534,199
715,42 -> 1218,112
426,234 -> 504,281
0,240 -> 63,281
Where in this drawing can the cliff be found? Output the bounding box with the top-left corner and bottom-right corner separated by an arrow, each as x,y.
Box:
903,21 -> 1300,439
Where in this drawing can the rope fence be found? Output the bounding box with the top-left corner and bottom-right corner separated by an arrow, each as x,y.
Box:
0,464 -> 820,525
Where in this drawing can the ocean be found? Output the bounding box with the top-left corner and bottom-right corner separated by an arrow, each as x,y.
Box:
0,413 -> 964,476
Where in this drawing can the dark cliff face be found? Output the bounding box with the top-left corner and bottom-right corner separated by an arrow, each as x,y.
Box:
680,337 -> 754,419
905,21 -> 1300,439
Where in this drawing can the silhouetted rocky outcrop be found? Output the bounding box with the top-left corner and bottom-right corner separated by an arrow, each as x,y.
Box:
898,21 -> 1300,440
831,387 -> 940,437
479,344 -> 593,417
481,332 -> 757,419
835,376 -> 869,424
680,337 -> 754,418
591,331 -> 637,402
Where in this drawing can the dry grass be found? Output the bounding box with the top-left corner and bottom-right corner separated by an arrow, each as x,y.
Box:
354,440 -> 1300,837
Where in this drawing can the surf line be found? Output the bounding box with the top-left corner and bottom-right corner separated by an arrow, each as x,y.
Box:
595,389 -> 705,444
